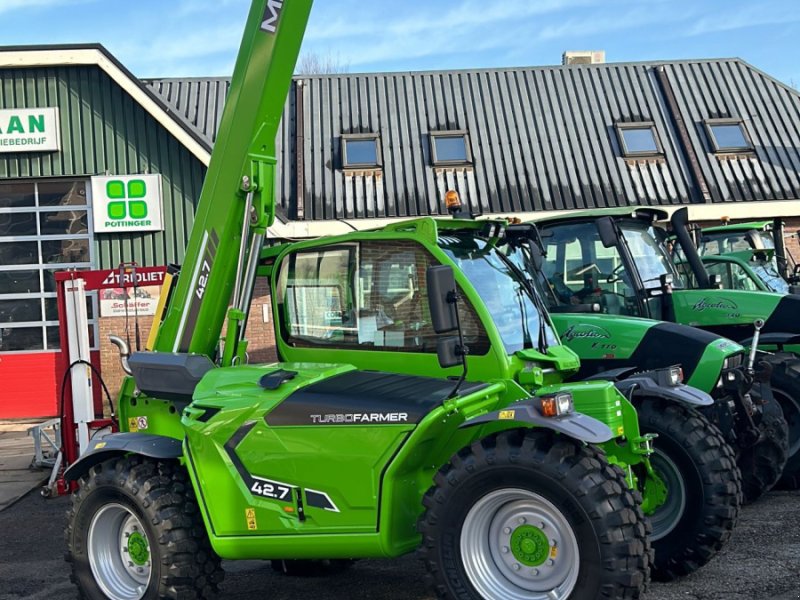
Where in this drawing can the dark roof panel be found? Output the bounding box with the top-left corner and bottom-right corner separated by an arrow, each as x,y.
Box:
145,58 -> 800,221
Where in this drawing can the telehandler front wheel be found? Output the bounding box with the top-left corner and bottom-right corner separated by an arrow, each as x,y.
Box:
65,456 -> 223,600
417,429 -> 651,600
636,399 -> 741,581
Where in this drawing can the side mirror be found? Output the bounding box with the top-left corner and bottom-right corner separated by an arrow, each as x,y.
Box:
426,265 -> 458,333
708,274 -> 723,289
436,336 -> 462,368
596,217 -> 618,248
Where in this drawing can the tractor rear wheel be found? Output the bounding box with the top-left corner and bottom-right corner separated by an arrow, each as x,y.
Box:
768,357 -> 800,490
636,399 -> 741,581
65,456 -> 223,600
741,381 -> 790,502
417,429 -> 651,600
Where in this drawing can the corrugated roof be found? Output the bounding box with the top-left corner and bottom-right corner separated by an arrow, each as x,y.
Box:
145,58 -> 800,221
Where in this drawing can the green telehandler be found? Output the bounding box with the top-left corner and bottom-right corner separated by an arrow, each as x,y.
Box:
258,210 -> 741,582
62,2 -> 651,599
530,207 -> 793,492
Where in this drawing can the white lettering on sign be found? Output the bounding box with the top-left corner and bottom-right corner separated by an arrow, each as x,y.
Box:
0,108 -> 60,153
261,0 -> 283,32
91,174 -> 164,233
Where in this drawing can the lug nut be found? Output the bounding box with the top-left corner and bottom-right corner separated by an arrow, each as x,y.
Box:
532,568 -> 540,576
551,539 -> 558,546
502,546 -> 509,554
137,567 -> 144,574
512,563 -> 521,571
517,517 -> 526,524
548,559 -> 555,566
503,527 -> 512,534
539,521 -> 546,529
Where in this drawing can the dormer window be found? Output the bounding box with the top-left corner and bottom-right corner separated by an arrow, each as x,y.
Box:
705,118 -> 752,153
616,122 -> 662,158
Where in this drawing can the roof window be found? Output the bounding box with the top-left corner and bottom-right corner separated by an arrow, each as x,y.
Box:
616,122 -> 662,157
705,119 -> 752,153
342,134 -> 381,169
430,130 -> 472,166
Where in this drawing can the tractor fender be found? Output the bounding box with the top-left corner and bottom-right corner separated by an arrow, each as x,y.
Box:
63,432 -> 183,482
615,376 -> 714,407
458,401 -> 613,444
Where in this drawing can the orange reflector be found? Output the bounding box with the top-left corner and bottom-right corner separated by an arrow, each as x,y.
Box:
283,506 -> 295,513
540,397 -> 558,417
445,190 -> 461,211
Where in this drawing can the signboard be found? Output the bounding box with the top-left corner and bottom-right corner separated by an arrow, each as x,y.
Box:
91,174 -> 164,233
0,107 -> 60,153
94,267 -> 166,318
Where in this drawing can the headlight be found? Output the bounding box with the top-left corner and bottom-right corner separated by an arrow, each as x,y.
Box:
538,392 -> 574,417
656,366 -> 684,386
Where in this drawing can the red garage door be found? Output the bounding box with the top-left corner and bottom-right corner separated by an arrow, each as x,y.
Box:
0,352 -> 59,419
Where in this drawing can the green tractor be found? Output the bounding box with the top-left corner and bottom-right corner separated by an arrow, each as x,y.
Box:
259,214 -> 741,582
692,219 -> 800,295
61,2 -> 653,599
530,207 -> 793,491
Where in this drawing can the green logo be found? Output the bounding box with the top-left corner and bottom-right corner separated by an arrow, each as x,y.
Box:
107,179 -> 148,220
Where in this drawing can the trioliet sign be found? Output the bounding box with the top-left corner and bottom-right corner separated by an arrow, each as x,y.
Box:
91,174 -> 164,233
0,107 -> 60,152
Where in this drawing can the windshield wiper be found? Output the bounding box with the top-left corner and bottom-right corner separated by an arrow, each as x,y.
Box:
496,251 -> 550,354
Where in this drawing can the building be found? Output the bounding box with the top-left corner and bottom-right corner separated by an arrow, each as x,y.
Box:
2,43 -> 800,418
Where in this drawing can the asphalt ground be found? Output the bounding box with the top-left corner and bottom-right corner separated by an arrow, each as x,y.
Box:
0,489 -> 797,600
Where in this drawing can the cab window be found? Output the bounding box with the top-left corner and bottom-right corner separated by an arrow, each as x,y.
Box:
276,240 -> 489,354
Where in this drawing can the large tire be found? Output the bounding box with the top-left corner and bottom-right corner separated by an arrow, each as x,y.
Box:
417,429 -> 651,600
740,381 -> 790,503
768,357 -> 800,490
636,399 -> 741,581
65,456 -> 223,600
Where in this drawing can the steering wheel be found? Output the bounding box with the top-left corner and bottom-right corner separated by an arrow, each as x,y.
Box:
606,263 -> 625,284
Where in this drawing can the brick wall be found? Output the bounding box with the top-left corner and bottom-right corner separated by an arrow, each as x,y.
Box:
97,278 -> 278,402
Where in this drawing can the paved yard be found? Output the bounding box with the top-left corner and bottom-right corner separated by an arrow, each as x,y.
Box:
0,487 -> 797,600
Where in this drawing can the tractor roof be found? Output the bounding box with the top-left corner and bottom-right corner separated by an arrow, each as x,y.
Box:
527,206 -> 669,227
702,221 -> 772,235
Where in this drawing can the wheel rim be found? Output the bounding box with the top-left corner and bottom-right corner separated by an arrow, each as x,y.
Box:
648,449 -> 687,542
88,503 -> 152,600
774,388 -> 800,457
460,488 -> 580,600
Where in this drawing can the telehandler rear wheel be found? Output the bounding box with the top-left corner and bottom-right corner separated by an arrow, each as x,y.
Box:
417,429 -> 651,600
636,399 -> 741,581
65,455 -> 223,600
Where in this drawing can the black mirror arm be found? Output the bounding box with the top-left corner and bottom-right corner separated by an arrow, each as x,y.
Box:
446,289 -> 469,400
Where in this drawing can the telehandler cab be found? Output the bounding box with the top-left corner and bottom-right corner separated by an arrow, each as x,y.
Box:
62,2 -> 651,599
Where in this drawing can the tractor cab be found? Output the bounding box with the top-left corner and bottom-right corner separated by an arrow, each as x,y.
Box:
531,208 -> 680,322
688,220 -> 800,294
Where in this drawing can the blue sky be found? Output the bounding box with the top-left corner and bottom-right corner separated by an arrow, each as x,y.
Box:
2,0 -> 800,86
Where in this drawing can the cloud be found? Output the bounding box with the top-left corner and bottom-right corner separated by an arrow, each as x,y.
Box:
0,0 -> 94,14
686,3 -> 800,36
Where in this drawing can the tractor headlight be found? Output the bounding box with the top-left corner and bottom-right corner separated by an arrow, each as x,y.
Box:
656,366 -> 683,386
538,392 -> 574,417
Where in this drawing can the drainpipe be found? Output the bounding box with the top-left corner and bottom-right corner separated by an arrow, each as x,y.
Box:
295,80 -> 305,220
654,65 -> 712,203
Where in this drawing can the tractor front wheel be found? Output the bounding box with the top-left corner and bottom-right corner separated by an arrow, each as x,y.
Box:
637,399 -> 741,581
65,456 -> 223,600
417,429 -> 651,600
